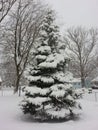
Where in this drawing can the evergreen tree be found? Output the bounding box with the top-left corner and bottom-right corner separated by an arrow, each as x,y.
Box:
21,11 -> 81,121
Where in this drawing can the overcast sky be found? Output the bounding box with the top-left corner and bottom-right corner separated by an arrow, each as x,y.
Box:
46,0 -> 98,29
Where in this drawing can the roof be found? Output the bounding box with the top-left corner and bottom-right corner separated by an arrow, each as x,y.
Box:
92,77 -> 98,82
71,78 -> 81,83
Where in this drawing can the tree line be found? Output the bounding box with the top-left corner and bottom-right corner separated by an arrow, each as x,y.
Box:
0,0 -> 98,92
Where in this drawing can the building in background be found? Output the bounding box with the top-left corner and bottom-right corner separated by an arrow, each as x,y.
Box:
71,78 -> 91,89
91,77 -> 98,89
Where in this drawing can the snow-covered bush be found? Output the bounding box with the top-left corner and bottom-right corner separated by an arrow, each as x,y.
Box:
20,10 -> 81,121
74,88 -> 83,99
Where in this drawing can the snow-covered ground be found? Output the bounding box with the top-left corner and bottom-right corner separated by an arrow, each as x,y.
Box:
0,90 -> 98,130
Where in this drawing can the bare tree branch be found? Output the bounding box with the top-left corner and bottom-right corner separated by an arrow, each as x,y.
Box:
3,0 -> 47,92
63,27 -> 98,87
0,0 -> 17,23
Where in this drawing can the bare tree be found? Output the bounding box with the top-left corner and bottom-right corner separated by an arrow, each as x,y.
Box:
4,0 -> 47,93
0,0 -> 16,23
63,27 -> 98,87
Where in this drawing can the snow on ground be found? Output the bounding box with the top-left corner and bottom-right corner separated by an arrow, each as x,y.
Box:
0,90 -> 98,130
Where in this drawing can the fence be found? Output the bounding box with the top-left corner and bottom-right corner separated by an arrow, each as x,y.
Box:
0,87 -> 14,96
0,87 -> 98,102
0,86 -> 25,96
83,89 -> 98,102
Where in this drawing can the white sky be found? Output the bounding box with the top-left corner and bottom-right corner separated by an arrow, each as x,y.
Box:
46,0 -> 98,29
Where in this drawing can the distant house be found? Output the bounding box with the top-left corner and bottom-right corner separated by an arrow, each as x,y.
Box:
71,78 -> 91,88
91,77 -> 98,89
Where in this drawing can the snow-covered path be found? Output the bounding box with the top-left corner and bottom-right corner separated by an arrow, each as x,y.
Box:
0,94 -> 98,130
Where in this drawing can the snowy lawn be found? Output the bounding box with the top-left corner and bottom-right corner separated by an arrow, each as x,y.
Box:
0,90 -> 98,130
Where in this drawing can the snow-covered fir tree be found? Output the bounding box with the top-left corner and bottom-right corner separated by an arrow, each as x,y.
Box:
21,11 -> 81,121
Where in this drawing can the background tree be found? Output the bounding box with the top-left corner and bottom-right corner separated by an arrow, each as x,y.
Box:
21,11 -> 81,121
0,0 -> 16,23
0,58 -> 16,87
3,0 -> 47,92
63,27 -> 98,87
0,0 -> 17,83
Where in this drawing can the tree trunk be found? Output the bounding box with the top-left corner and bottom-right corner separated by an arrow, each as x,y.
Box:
81,77 -> 85,88
18,86 -> 21,97
14,76 -> 20,93
80,63 -> 85,88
